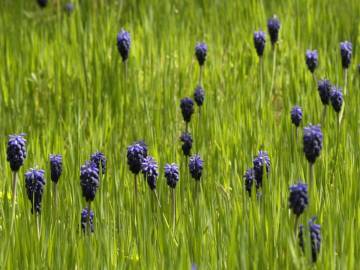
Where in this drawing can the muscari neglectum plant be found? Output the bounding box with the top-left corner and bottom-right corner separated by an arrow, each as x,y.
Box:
141,156 -> 161,207
254,30 -> 266,113
164,163 -> 180,232
340,41 -> 352,95
180,97 -> 195,132
267,15 -> 280,92
303,124 -> 323,186
195,42 -> 207,85
253,150 -> 271,194
49,154 -> 62,208
305,49 -> 318,82
289,181 -> 308,234
180,132 -> 193,158
290,105 -> 303,139
81,208 -> 94,233
309,217 -> 321,263
7,133 -> 27,232
117,29 -> 131,78
243,168 -> 254,197
317,79 -> 332,124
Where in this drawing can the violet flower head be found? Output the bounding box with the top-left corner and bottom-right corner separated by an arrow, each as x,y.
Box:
81,208 -> 94,233
117,30 -> 131,62
7,134 -> 27,172
309,217 -> 321,263
291,105 -> 303,127
289,182 -> 308,216
194,85 -> 205,107
330,87 -> 343,113
303,124 -> 323,164
243,168 -> 254,197
195,42 -> 208,66
90,151 -> 106,174
127,141 -> 148,175
340,41 -> 352,69
305,50 -> 318,73
37,0 -> 48,8
64,3 -> 74,13
164,163 -> 180,188
267,16 -> 280,45
49,154 -> 62,184
298,224 -> 305,253
80,161 -> 99,202
254,30 -> 266,57
180,132 -> 193,156
180,97 -> 195,123
317,79 -> 332,105
141,156 -> 159,190
253,150 -> 270,189
189,154 -> 203,181
24,169 -> 46,214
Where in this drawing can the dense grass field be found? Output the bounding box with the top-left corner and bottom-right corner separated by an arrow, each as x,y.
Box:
0,0 -> 360,269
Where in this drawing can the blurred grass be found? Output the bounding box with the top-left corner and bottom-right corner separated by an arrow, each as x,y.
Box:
0,0 -> 359,269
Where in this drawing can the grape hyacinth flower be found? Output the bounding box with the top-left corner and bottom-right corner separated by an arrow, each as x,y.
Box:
64,3 -> 74,14
180,132 -> 193,157
291,105 -> 303,127
298,224 -> 305,253
305,50 -> 318,74
164,163 -> 180,189
127,141 -> 148,175
117,30 -> 131,62
164,163 -> 179,231
253,150 -> 270,189
81,208 -> 94,233
90,151 -> 106,175
303,124 -> 323,185
189,154 -> 203,181
253,31 -> 266,57
180,97 -> 195,131
340,41 -> 352,69
318,79 -> 332,124
267,16 -> 280,46
194,85 -> 205,107
7,133 -> 27,232
243,168 -> 254,197
50,154 -> 63,184
309,217 -> 321,263
141,156 -> 159,190
195,42 -> 208,66
330,87 -> 343,114
25,169 -> 46,214
289,182 -> 308,216
80,162 -> 99,202
37,0 -> 48,8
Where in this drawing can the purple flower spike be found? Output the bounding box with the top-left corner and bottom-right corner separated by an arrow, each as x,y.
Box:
317,79 -> 332,105
81,208 -> 94,233
80,161 -> 99,202
164,163 -> 180,188
189,154 -> 203,181
309,217 -> 321,263
195,42 -> 208,66
330,87 -> 343,113
25,168 -> 46,214
267,16 -> 280,45
90,151 -> 106,174
254,31 -> 266,57
141,156 -> 159,190
127,141 -> 148,175
180,97 -> 195,123
117,30 -> 131,62
340,41 -> 352,69
289,182 -> 308,216
303,124 -> 323,164
49,154 -> 62,184
291,106 -> 303,127
243,168 -> 254,197
253,150 -> 270,189
194,85 -> 205,107
7,134 -> 27,172
305,50 -> 318,73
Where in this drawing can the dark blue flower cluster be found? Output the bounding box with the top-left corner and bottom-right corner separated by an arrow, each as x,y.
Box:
189,154 -> 203,181
180,132 -> 193,157
305,50 -> 318,73
253,150 -> 270,189
7,134 -> 27,172
243,168 -> 254,197
25,169 -> 46,214
309,217 -> 321,263
330,87 -> 343,113
164,163 -> 180,188
117,30 -> 131,62
317,79 -> 332,105
289,182 -> 308,216
194,85 -> 205,107
90,151 -> 106,174
340,41 -> 352,69
267,16 -> 280,45
81,207 -> 94,233
127,141 -> 148,175
141,156 -> 159,190
80,162 -> 99,202
180,97 -> 195,123
254,31 -> 266,57
303,124 -> 323,164
195,42 -> 208,66
291,106 -> 303,127
49,154 -> 62,184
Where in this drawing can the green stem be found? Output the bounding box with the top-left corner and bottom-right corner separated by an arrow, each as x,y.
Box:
53,183 -> 57,210
309,163 -> 314,187
10,172 -> 17,234
270,45 -> 277,93
172,188 -> 176,233
259,56 -> 263,120
294,215 -> 299,237
153,190 -> 161,209
343,69 -> 348,96
36,214 -> 40,240
321,106 -> 327,126
199,66 -> 203,86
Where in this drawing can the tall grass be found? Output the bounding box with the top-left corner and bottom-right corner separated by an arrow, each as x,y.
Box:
0,0 -> 359,268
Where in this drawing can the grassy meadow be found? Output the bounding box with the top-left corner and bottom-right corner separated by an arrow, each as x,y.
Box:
0,0 -> 360,268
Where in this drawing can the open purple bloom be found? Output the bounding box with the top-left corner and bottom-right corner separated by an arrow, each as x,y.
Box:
189,154 -> 203,181
253,150 -> 270,189
243,168 -> 254,197
194,85 -> 205,107
289,182 -> 308,216
141,156 -> 159,190
90,151 -> 106,174
117,30 -> 131,62
317,79 -> 332,105
80,161 -> 99,202
303,124 -> 323,164
127,141 -> 148,175
291,105 -> 303,127
330,87 -> 343,113
180,132 -> 193,156
309,217 -> 321,263
340,41 -> 352,69
254,31 -> 266,57
195,42 -> 208,66
81,208 -> 94,233
164,163 -> 180,188
25,168 -> 46,214
267,16 -> 280,45
180,97 -> 195,123
7,134 -> 27,172
305,50 -> 318,73
49,154 -> 62,184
